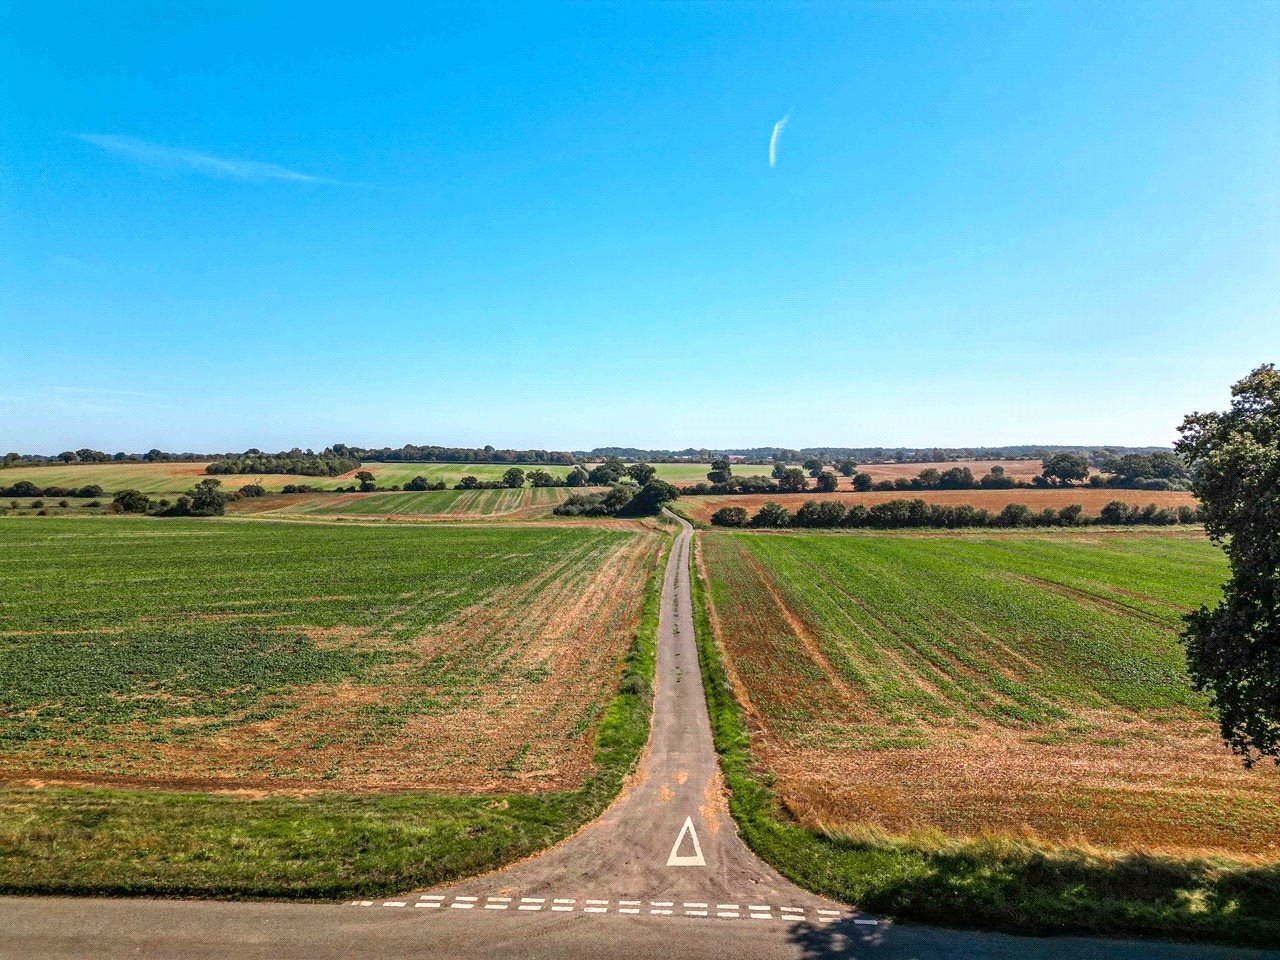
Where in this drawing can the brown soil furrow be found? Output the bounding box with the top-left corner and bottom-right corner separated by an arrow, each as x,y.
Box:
730,545 -> 860,708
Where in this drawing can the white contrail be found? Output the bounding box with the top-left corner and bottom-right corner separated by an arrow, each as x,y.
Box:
76,133 -> 353,185
769,112 -> 790,168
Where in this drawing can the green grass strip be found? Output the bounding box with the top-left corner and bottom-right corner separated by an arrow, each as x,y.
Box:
687,536 -> 1280,950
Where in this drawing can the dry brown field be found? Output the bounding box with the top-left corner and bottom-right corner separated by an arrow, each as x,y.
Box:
679,487 -> 1196,525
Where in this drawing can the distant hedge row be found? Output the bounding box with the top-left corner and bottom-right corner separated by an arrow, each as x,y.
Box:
710,498 -> 1204,530
0,481 -> 105,499
206,455 -> 359,477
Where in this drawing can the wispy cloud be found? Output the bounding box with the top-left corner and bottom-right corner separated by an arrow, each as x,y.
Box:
76,133 -> 355,186
769,112 -> 790,168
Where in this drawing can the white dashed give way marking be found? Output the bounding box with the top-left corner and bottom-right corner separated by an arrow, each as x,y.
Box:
666,816 -> 706,867
348,893 -> 871,927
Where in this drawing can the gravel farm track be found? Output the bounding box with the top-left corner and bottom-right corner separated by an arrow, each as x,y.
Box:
0,514 -> 1273,960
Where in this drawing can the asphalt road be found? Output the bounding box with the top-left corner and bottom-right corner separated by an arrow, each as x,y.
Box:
1,513 -> 1274,959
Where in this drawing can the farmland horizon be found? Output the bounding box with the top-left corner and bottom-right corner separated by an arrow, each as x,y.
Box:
5,439 -> 1178,462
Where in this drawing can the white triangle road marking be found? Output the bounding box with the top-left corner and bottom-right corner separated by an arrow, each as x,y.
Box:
666,815 -> 706,867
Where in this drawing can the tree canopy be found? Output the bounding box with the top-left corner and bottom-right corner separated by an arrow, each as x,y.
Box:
1041,452 -> 1090,486
1177,363 -> 1280,766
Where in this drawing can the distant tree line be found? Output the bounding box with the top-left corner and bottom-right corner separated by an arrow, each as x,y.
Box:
206,453 -> 360,477
2,443 -> 1176,470
711,498 -> 1203,530
0,480 -> 106,499
3,447 -> 347,467
570,444 -> 1171,464
331,443 -> 577,465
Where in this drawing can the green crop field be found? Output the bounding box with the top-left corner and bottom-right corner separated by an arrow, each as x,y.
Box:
694,529 -> 1280,945
700,530 -> 1280,854
236,486 -> 576,519
345,462 -> 556,489
307,488 -> 518,515
0,516 -> 667,898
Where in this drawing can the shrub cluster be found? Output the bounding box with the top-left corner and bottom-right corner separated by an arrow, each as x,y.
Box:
554,479 -> 679,518
711,498 -> 1203,529
0,481 -> 105,499
455,467 -> 530,490
101,478 -> 244,518
279,483 -> 327,494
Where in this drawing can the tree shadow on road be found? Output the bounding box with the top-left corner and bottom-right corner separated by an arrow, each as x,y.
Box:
783,917 -> 1273,960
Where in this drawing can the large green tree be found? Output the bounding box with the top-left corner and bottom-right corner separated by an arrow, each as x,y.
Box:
777,467 -> 809,492
189,478 -> 231,515
1176,363 -> 1280,765
626,462 -> 657,485
1041,452 -> 1090,486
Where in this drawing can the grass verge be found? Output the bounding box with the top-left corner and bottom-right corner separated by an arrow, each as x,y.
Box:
687,535 -> 1280,950
0,535 -> 673,901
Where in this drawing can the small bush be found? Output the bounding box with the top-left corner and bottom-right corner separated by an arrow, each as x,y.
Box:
711,506 -> 750,527
619,674 -> 649,696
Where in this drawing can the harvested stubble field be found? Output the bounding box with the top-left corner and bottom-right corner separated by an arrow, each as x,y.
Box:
679,487 -> 1197,525
0,517 -> 663,792
229,486 -> 578,521
698,530 -> 1279,861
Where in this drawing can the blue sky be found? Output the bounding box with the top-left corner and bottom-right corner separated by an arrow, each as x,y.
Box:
2,1 -> 1276,452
